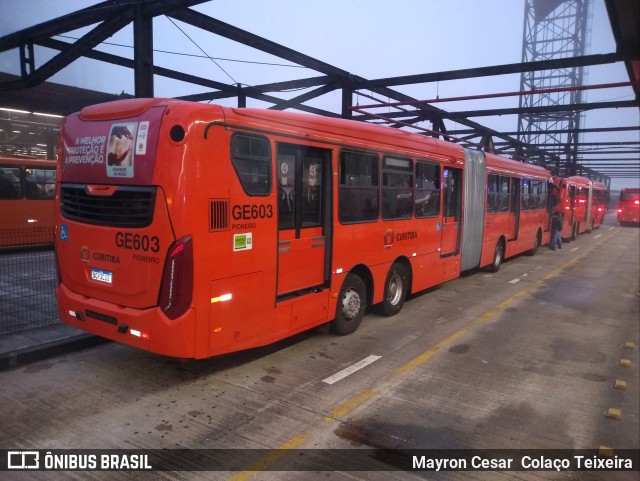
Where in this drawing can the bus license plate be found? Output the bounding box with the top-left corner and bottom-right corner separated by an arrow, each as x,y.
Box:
91,269 -> 113,284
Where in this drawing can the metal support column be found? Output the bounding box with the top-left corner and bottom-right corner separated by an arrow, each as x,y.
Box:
45,127 -> 57,160
19,43 -> 35,78
133,2 -> 154,98
237,84 -> 246,108
341,79 -> 352,119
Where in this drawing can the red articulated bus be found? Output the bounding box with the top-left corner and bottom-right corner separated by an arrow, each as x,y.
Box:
617,188 -> 640,226
55,99 -> 552,358
552,176 -> 608,240
0,157 -> 56,248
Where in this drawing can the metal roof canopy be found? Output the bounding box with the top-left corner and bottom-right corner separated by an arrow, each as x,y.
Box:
0,0 -> 637,182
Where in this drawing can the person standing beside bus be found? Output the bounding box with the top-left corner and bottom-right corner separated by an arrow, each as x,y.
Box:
550,210 -> 563,250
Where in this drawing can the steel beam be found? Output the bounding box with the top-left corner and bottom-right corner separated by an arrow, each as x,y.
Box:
351,100 -> 637,120
0,15 -> 135,91
0,0 -> 130,51
352,53 -> 622,89
446,126 -> 640,136
35,37 -> 237,93
269,82 -> 340,111
0,1 -> 208,52
167,8 -> 350,78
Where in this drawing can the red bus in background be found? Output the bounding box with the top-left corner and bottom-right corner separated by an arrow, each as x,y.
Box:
617,188 -> 640,226
0,157 -> 56,248
552,176 -> 608,241
589,180 -> 609,229
55,99 -> 552,359
483,156 -> 551,270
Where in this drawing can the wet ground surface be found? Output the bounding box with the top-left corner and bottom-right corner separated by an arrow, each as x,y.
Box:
1,217 -> 638,480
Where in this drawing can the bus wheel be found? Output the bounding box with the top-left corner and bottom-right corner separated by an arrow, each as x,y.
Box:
380,263 -> 407,317
331,274 -> 366,335
490,241 -> 504,272
528,231 -> 541,256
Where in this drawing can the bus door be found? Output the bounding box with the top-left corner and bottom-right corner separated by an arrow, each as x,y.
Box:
585,183 -> 593,228
276,144 -> 330,296
508,177 -> 520,240
548,182 -> 558,231
568,184 -> 576,228
575,185 -> 587,225
440,167 -> 462,257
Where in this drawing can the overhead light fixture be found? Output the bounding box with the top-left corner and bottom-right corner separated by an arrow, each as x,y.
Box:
0,107 -> 63,117
0,107 -> 30,114
33,112 -> 64,118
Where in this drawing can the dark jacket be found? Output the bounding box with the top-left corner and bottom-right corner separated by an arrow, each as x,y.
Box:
551,213 -> 563,231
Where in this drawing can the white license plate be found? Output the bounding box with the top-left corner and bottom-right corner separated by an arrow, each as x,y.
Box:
91,269 -> 113,284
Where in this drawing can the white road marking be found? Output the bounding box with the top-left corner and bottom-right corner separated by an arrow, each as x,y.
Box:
570,247 -> 579,252
322,355 -> 382,385
508,267 -> 538,285
594,234 -> 602,239
608,227 -> 615,230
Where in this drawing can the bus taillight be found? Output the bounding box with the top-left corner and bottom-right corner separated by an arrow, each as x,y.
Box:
634,200 -> 640,205
158,236 -> 193,320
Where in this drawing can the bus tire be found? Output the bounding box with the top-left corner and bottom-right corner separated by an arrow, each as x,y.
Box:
528,231 -> 541,256
331,274 -> 366,335
380,262 -> 408,317
490,240 -> 504,272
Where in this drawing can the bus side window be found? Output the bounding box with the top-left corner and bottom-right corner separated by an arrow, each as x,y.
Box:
498,176 -> 510,212
338,151 -> 379,223
26,168 -> 56,200
301,155 -> 322,228
538,181 -> 547,209
521,179 -> 531,210
487,174 -> 510,213
275,143 -> 325,231
230,133 -> 271,196
510,177 -> 520,212
277,149 -> 296,230
551,185 -> 560,207
0,167 -> 22,199
443,168 -> 461,220
415,161 -> 440,218
487,174 -> 499,213
382,156 -> 412,220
